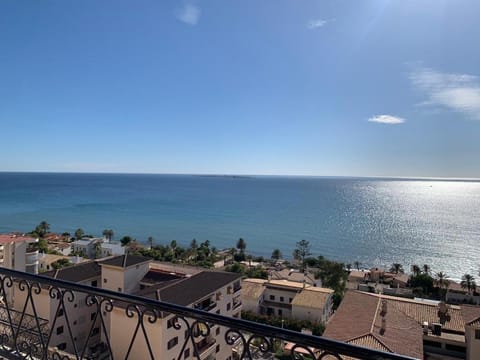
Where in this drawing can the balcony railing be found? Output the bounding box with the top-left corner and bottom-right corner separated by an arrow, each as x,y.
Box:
0,267 -> 417,360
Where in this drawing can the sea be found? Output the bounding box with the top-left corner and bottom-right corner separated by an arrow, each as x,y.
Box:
0,172 -> 479,281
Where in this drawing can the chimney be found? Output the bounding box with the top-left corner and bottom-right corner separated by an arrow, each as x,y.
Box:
380,317 -> 386,335
381,300 -> 387,316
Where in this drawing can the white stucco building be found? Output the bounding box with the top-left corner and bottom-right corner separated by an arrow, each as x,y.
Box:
0,234 -> 39,274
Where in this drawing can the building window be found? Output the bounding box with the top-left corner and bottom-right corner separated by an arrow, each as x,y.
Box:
184,348 -> 190,359
91,312 -> 96,321
103,278 -> 107,283
118,287 -> 122,292
92,327 -> 100,335
280,296 -> 284,302
216,344 -> 220,353
57,343 -> 67,351
227,303 -> 231,311
289,298 -> 293,303
91,280 -> 98,287
278,309 -> 282,316
167,337 -> 178,350
475,329 -> 480,339
269,295 -> 275,301
56,326 -> 64,335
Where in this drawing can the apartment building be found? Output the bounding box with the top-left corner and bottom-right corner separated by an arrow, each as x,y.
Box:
324,290 -> 480,359
11,254 -> 242,360
102,256 -> 242,360
0,234 -> 39,274
241,278 -> 334,323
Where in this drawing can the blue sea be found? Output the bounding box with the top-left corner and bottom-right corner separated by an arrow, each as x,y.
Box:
0,172 -> 479,281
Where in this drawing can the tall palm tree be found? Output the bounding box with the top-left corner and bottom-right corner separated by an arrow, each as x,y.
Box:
411,265 -> 421,276
35,221 -> 50,237
102,229 -> 114,241
461,274 -> 477,294
236,238 -> 247,254
422,264 -> 431,275
435,272 -> 448,288
354,261 -> 361,270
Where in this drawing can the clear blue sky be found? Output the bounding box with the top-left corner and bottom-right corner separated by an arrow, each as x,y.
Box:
1,0 -> 480,178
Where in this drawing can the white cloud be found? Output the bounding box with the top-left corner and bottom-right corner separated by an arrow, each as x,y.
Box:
368,115 -> 405,125
307,18 -> 334,29
410,67 -> 480,120
176,4 -> 201,25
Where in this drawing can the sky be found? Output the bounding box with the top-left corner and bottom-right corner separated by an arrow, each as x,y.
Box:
1,0 -> 480,178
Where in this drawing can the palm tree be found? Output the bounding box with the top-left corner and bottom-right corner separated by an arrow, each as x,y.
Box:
102,229 -> 114,241
389,263 -> 404,274
236,238 -> 247,254
354,261 -> 361,270
435,272 -> 449,300
461,274 -> 477,294
411,264 -> 421,276
35,221 -> 50,237
271,248 -> 282,261
435,272 -> 448,288
422,264 -> 431,275
74,228 -> 85,240
148,236 -> 154,249
346,264 -> 352,272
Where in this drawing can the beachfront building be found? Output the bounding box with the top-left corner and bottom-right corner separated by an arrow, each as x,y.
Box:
241,278 -> 334,323
0,233 -> 39,274
324,290 -> 480,359
71,237 -> 124,259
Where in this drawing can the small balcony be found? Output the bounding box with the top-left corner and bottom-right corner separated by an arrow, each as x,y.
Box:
0,267 -> 416,360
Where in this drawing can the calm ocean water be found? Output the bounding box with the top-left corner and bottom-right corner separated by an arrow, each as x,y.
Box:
0,172 -> 479,280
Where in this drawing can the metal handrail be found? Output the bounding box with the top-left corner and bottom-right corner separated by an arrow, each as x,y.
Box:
0,267 -> 418,360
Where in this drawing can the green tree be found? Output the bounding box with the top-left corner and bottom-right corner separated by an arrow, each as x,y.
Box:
271,248 -> 282,261
461,273 -> 476,294
389,263 -> 404,274
51,258 -> 72,270
236,238 -> 247,254
422,264 -> 431,275
74,228 -> 84,240
411,273 -> 434,296
102,229 -> 114,241
435,272 -> 449,301
354,261 -> 361,270
120,236 -> 133,246
293,240 -> 311,271
148,236 -> 154,248
37,239 -> 49,253
35,221 -> 50,237
411,264 -> 421,276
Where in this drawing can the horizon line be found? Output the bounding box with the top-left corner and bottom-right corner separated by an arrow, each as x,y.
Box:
0,170 -> 479,182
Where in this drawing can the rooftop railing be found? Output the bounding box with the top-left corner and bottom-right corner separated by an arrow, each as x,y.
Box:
0,267 -> 418,360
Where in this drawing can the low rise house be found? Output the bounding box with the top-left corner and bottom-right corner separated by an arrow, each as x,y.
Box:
241,278 -> 334,323
324,290 -> 480,359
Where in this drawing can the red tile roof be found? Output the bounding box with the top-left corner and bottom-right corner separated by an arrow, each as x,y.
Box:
0,234 -> 37,244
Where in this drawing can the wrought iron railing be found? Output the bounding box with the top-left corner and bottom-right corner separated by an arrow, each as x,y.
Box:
0,267 -> 418,360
